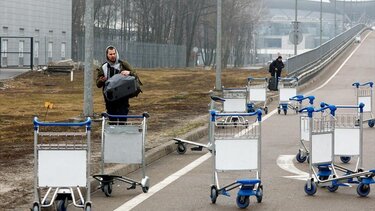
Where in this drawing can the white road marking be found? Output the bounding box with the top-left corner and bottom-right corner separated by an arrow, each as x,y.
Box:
276,155 -> 309,181
114,153 -> 211,211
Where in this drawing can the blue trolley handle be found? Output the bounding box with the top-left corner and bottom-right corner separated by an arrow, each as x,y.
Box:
33,117 -> 91,129
290,95 -> 315,105
210,109 -> 262,122
102,112 -> 150,119
352,82 -> 374,88
320,102 -> 365,114
300,104 -> 336,118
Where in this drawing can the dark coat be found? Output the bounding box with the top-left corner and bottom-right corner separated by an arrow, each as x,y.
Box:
269,59 -> 284,77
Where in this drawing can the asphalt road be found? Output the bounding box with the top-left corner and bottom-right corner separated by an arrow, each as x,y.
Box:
70,31 -> 375,211
0,68 -> 29,80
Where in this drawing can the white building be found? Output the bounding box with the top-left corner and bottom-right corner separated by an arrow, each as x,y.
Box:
0,0 -> 72,68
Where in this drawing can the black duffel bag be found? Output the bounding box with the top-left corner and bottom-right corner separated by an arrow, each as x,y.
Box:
104,74 -> 141,101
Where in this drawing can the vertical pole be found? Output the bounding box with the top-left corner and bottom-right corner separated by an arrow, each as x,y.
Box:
84,0 -> 94,117
30,37 -> 34,70
0,37 -> 2,68
320,0 -> 323,46
343,0 -> 345,31
294,0 -> 298,55
334,0 -> 337,36
215,0 -> 222,91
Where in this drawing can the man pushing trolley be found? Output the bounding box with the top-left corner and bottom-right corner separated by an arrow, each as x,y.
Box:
93,113 -> 150,197
209,109 -> 263,209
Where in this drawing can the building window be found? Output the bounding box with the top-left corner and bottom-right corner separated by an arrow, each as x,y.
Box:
34,41 -> 39,58
61,42 -> 66,59
48,42 -> 53,58
19,28 -> 25,36
19,40 -> 24,58
2,26 -> 8,34
1,40 -> 7,57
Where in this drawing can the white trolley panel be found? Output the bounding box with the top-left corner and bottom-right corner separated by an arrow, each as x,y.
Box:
359,96 -> 371,112
104,125 -> 143,164
334,129 -> 360,156
215,139 -> 258,171
38,150 -> 87,187
280,88 -> 297,102
249,88 -> 266,102
223,99 -> 247,112
301,116 -> 309,141
311,133 -> 332,164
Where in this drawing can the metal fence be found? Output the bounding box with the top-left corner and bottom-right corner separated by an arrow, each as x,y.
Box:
78,37 -> 186,68
286,24 -> 367,75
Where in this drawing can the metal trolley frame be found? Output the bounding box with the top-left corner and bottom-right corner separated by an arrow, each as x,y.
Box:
209,110 -> 263,209
291,95 -> 316,163
247,77 -> 268,114
32,117 -> 92,211
174,95 -> 225,154
278,77 -> 299,115
352,82 -> 375,127
93,113 -> 150,196
303,104 -> 375,196
220,87 -> 249,127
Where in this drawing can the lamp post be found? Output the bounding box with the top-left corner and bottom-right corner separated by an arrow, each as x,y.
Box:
215,0 -> 222,91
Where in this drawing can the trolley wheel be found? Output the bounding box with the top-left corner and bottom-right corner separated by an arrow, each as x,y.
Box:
32,204 -> 40,211
283,109 -> 287,115
142,186 -> 149,193
264,107 -> 268,114
85,204 -> 92,211
357,183 -> 371,197
368,120 -> 375,128
304,182 -> 317,196
177,143 -> 187,154
340,156 -> 351,163
236,195 -> 250,209
256,186 -> 263,203
296,152 -> 307,163
57,199 -> 67,211
103,183 -> 112,197
210,185 -> 218,204
327,185 -> 339,192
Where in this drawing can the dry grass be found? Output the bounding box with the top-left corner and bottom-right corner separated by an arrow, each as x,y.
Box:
0,67 -> 268,158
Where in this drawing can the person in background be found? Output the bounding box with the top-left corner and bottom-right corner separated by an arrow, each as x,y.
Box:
268,56 -> 284,90
96,46 -> 139,118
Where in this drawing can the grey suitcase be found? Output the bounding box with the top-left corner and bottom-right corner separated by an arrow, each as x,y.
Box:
104,74 -> 138,101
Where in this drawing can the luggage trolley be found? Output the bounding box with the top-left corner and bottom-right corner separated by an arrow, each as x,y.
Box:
289,95 -> 316,163
93,113 -> 150,196
352,82 -> 375,127
303,104 -> 375,196
220,87 -> 249,127
278,77 -> 299,115
32,117 -> 92,211
247,77 -> 268,114
209,110 -> 263,209
174,95 -> 225,154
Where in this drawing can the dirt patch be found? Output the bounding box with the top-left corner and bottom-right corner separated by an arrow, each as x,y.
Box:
0,67 -> 267,209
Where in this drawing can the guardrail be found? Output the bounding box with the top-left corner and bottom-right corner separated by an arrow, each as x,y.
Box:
286,24 -> 369,82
